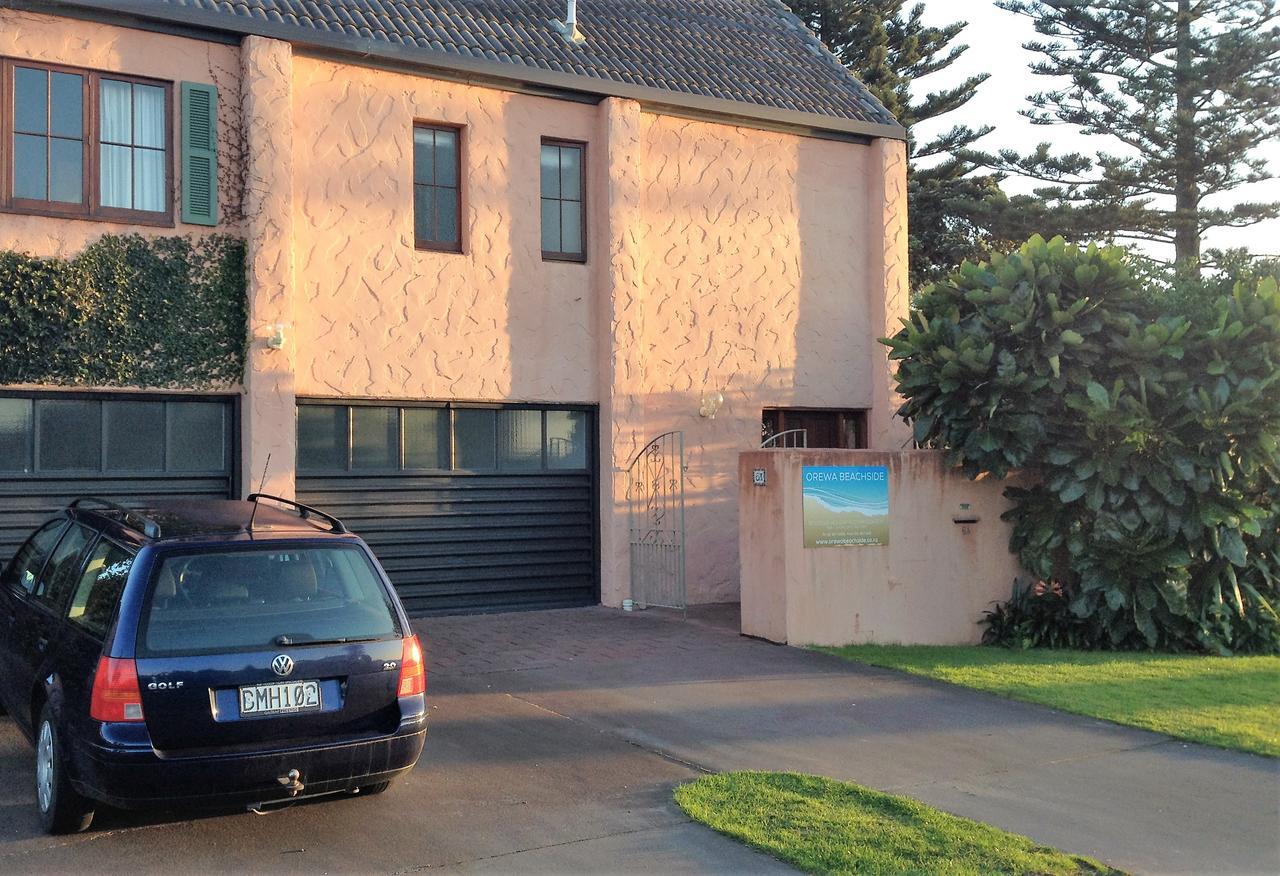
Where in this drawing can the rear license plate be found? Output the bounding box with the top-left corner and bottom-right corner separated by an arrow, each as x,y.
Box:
238,680 -> 322,717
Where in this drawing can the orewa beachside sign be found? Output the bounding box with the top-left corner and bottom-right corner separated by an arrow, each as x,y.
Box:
802,466 -> 890,547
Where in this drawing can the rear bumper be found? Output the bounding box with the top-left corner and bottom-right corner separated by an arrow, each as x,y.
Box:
71,712 -> 426,810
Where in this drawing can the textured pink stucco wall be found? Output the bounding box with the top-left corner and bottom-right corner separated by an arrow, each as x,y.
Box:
0,8 -> 244,257
241,37 -> 297,499
288,56 -> 598,404
633,113 -> 884,603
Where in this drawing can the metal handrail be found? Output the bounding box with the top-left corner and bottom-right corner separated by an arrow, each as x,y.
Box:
760,428 -> 808,449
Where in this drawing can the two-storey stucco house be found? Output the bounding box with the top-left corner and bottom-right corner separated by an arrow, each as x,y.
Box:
0,0 -> 909,615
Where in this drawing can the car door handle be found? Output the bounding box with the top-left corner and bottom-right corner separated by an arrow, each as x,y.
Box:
36,636 -> 48,652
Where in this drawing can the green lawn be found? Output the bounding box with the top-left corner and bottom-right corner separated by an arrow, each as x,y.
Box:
675,772 -> 1120,875
818,645 -> 1280,757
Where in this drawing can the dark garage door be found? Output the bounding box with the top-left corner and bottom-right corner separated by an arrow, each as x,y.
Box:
0,393 -> 236,563
295,400 -> 597,616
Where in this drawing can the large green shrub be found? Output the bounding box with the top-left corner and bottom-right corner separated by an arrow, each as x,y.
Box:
884,235 -> 1280,653
0,234 -> 246,388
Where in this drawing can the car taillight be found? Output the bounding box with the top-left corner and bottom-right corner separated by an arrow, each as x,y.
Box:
90,656 -> 145,723
397,634 -> 426,697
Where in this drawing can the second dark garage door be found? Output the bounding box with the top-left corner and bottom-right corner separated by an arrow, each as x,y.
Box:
295,399 -> 598,616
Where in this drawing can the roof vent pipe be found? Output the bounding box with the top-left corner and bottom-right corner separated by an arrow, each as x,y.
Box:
551,0 -> 586,45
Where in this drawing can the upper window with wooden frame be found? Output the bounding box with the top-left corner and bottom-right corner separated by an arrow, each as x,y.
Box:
540,138 -> 585,262
2,59 -> 172,224
413,123 -> 461,252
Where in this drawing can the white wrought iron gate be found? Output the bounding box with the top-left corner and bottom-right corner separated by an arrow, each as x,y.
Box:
626,431 -> 686,610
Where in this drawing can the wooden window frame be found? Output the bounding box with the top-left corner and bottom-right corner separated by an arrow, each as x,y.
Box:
412,121 -> 464,254
540,137 -> 587,264
1,58 -> 174,227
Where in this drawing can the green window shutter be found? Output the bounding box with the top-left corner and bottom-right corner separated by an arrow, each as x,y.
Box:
181,82 -> 218,226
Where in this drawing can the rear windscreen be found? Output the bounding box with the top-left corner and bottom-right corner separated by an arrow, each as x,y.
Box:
140,545 -> 402,656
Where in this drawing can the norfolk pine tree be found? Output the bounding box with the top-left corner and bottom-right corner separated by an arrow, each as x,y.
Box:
982,0 -> 1280,274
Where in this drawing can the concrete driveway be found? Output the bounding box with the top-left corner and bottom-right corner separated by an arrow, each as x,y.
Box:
0,605 -> 1276,874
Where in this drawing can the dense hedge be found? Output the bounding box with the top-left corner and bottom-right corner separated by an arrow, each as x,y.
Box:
884,235 -> 1280,654
0,234 -> 246,388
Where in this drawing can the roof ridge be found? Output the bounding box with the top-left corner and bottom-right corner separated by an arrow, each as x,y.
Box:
46,0 -> 905,138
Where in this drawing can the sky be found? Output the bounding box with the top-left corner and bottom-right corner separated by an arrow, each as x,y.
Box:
911,1 -> 1280,259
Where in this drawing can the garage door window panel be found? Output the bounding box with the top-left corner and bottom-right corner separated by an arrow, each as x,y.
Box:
498,409 -> 543,471
37,399 -> 102,471
168,402 -> 227,472
454,409 -> 497,471
105,401 -> 165,471
403,407 -> 449,470
546,410 -> 588,470
351,406 -> 399,470
0,398 -> 33,472
298,405 -> 349,473
296,402 -> 592,475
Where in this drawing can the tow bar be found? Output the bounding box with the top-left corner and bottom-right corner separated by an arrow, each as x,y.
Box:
277,769 -> 305,796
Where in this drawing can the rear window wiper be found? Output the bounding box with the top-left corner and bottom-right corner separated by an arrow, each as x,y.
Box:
274,634 -> 383,646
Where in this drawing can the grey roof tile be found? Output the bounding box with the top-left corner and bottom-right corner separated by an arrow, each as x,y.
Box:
74,0 -> 900,133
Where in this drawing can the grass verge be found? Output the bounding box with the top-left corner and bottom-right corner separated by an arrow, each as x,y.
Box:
675,771 -> 1120,875
818,645 -> 1280,757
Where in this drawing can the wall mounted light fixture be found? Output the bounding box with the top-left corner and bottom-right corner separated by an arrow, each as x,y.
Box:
265,323 -> 287,351
698,390 -> 725,419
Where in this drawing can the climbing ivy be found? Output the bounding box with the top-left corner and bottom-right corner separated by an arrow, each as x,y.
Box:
0,233 -> 246,388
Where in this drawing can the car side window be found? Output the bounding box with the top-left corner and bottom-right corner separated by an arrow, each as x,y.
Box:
67,539 -> 134,639
35,523 -> 95,611
1,520 -> 67,596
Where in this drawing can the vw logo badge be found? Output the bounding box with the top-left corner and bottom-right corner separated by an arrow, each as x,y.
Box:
272,654 -> 295,677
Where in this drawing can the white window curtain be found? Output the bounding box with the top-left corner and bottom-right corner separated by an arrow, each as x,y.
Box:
99,80 -> 165,211
99,80 -> 132,209
133,85 -> 165,212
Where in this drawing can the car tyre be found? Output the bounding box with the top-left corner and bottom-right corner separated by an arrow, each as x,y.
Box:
35,704 -> 94,834
353,780 -> 393,797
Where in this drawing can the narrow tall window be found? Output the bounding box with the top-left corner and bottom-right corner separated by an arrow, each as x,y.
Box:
11,65 -> 85,207
413,124 -> 461,251
99,78 -> 167,213
540,139 -> 585,262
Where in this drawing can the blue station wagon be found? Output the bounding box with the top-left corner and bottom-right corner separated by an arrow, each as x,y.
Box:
0,495 -> 427,833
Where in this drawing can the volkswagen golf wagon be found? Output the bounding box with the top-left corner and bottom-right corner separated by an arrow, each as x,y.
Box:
0,495 -> 427,833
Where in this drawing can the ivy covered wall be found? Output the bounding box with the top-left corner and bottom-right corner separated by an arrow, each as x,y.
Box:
0,234 -> 246,389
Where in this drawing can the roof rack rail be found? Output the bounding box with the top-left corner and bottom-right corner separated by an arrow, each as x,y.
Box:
68,497 -> 163,538
246,493 -> 347,534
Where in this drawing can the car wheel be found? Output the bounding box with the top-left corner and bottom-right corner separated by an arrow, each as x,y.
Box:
35,704 -> 94,834
352,780 -> 393,797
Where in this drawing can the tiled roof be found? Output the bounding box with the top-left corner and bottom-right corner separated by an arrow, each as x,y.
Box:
62,0 -> 903,138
